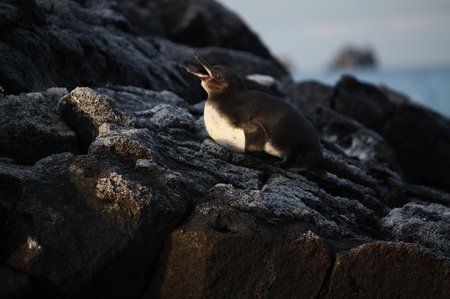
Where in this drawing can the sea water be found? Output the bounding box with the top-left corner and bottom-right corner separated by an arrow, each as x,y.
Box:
294,66 -> 450,117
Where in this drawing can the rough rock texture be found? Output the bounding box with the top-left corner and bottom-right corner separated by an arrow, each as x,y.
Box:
147,211 -> 330,299
328,242 -> 450,298
382,202 -> 450,257
0,0 -> 285,103
286,76 -> 450,192
0,88 -> 79,164
1,1 -> 450,299
1,152 -> 188,298
147,0 -> 287,72
2,86 -> 449,298
59,87 -> 135,152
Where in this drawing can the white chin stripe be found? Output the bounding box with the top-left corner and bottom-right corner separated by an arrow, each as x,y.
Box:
201,81 -> 211,95
204,102 -> 246,153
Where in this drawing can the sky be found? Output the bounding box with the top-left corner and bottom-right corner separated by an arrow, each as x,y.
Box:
219,0 -> 450,71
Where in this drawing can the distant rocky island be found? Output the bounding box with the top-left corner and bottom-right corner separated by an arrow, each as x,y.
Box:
329,45 -> 379,70
0,0 -> 449,298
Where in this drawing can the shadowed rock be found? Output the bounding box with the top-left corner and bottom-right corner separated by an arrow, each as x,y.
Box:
0,0 -> 286,104
1,83 -> 449,298
1,152 -> 189,298
327,242 -> 450,298
147,0 -> 287,73
332,76 -> 450,192
286,76 -> 450,192
146,205 -> 331,299
0,88 -> 79,165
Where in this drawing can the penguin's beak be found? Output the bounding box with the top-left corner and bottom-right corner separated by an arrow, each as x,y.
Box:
180,51 -> 212,80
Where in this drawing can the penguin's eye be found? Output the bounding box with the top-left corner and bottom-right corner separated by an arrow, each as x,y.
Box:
214,73 -> 222,80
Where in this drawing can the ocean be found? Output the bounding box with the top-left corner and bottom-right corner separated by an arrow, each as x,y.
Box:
293,66 -> 450,118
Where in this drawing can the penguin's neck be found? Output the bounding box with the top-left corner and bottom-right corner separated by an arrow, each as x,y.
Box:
206,91 -> 241,109
206,85 -> 246,104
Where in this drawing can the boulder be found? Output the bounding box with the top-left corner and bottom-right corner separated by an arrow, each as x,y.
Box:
329,45 -> 378,70
286,76 -> 450,192
0,0 -> 186,96
146,205 -> 331,299
332,76 -> 397,129
0,0 -> 287,104
327,242 -> 450,298
0,152 -> 188,299
0,88 -> 79,165
285,80 -> 334,114
332,76 -> 450,191
381,104 -> 450,191
147,0 -> 287,73
382,202 -> 450,257
59,87 -> 134,152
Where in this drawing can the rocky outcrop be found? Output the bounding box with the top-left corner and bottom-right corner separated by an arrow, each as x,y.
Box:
0,0 -> 285,103
327,242 -> 450,298
1,1 -> 450,298
2,86 -> 449,298
286,76 -> 450,192
329,46 -> 378,70
147,214 -> 331,299
0,88 -> 79,165
1,152 -> 188,298
147,0 -> 286,72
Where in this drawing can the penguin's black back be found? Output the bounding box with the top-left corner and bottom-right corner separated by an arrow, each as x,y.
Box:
210,89 -> 324,168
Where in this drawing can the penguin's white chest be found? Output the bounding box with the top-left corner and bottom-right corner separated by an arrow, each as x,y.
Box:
204,102 -> 246,153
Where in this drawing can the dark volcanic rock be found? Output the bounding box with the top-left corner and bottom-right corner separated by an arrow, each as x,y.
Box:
1,1 -> 450,298
0,266 -> 33,298
0,88 -> 79,165
2,84 -> 450,298
333,76 -> 397,129
331,75 -> 450,191
285,80 -> 334,114
147,0 -> 287,73
0,152 -> 188,298
285,81 -> 400,172
382,202 -> 450,257
381,103 -> 450,191
327,242 -> 450,298
0,0 -> 287,104
147,205 -> 331,299
287,76 -> 450,192
59,87 -> 134,152
0,0 -> 186,96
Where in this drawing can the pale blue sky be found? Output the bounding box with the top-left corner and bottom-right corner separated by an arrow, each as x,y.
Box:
219,0 -> 450,71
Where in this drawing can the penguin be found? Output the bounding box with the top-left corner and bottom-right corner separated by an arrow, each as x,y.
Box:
182,52 -> 324,170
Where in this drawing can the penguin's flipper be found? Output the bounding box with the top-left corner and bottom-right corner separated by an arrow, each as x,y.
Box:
243,120 -> 269,153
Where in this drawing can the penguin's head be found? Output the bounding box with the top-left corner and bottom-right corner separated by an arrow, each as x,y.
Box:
181,52 -> 244,95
